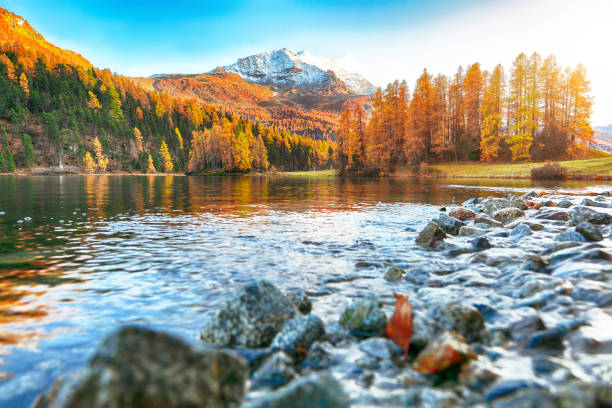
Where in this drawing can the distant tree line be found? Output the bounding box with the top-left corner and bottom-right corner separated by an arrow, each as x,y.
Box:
335,52 -> 593,174
0,51 -> 333,173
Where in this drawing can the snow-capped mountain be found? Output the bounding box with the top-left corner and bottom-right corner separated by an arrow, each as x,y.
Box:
217,48 -> 376,95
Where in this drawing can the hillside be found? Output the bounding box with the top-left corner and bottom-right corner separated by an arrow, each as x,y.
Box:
149,49 -> 374,140
0,6 -> 333,174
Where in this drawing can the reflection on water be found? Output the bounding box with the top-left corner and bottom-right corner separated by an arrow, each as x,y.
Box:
0,175 -> 609,407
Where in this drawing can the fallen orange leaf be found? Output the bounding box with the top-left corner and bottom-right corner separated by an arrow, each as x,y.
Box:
386,293 -> 412,358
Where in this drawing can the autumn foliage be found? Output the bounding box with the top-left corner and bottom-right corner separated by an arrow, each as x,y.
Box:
336,52 -> 594,174
0,6 -> 333,174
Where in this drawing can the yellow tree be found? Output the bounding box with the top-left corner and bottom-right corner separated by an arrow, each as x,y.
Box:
159,140 -> 174,172
92,136 -> 109,172
19,73 -> 29,98
87,91 -> 101,110
508,53 -> 532,161
147,154 -> 156,173
133,127 -> 143,152
480,65 -> 505,162
83,151 -> 96,173
232,131 -> 251,172
463,63 -> 482,159
175,128 -> 184,151
566,64 -> 593,155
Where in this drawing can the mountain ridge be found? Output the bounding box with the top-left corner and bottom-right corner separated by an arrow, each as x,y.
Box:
216,48 -> 375,95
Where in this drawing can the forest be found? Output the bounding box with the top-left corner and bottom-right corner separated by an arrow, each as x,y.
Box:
0,47 -> 333,174
335,52 -> 594,174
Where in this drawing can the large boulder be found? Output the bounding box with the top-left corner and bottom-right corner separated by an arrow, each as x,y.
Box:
33,326 -> 249,408
246,372 -> 350,408
201,279 -> 297,348
270,314 -> 326,360
416,221 -> 447,247
339,294 -> 387,337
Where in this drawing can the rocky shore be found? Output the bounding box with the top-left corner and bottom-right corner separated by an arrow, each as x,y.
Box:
33,190 -> 612,407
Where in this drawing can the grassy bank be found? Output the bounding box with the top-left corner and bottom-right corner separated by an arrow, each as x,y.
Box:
279,170 -> 336,177
430,157 -> 612,179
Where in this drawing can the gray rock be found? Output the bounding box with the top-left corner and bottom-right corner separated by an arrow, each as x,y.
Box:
570,205 -> 611,225
575,221 -> 603,241
285,288 -> 312,315
436,301 -> 486,343
581,198 -> 610,208
339,294 -> 387,337
301,342 -> 336,370
246,372 -> 350,408
483,198 -> 527,215
556,200 -> 572,208
556,381 -> 612,408
554,230 -> 587,242
474,215 -> 504,228
33,326 -> 249,408
522,191 -> 538,199
433,213 -> 466,235
491,388 -> 556,408
384,266 -> 405,282
459,225 -> 488,237
509,315 -> 546,344
251,351 -> 296,390
271,314 -> 326,360
358,337 -> 402,360
534,210 -> 569,221
511,224 -> 533,238
416,221 -> 447,247
201,279 -> 297,348
493,207 -> 525,223
472,236 -> 493,250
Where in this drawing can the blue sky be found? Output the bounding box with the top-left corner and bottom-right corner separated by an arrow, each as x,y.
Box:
4,0 -> 611,124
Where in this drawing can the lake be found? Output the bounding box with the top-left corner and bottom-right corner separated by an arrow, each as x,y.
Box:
0,175 -> 610,407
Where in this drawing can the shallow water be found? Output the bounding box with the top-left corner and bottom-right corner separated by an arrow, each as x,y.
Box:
0,175 -> 609,407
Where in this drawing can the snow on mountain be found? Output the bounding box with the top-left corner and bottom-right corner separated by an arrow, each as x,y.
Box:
596,124 -> 612,133
295,50 -> 376,95
218,48 -> 375,95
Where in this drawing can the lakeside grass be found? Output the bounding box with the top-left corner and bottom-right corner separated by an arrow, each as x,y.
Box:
279,169 -> 336,177
431,156 -> 612,178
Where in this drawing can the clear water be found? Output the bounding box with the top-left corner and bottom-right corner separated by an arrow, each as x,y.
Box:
0,175 -> 609,407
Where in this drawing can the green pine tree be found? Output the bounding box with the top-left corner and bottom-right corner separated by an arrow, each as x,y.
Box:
0,151 -> 5,172
22,134 -> 35,167
2,130 -> 15,172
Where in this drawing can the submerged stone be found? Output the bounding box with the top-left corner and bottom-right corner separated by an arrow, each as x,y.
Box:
246,372 -> 350,408
339,294 -> 387,337
384,266 -> 405,282
251,351 -> 297,390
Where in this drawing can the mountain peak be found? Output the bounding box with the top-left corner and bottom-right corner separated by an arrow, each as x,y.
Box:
219,48 -> 375,95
